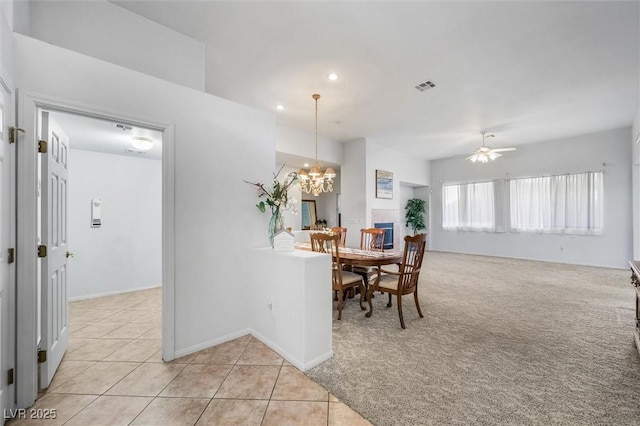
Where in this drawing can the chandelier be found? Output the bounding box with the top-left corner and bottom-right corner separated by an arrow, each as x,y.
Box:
298,94 -> 336,196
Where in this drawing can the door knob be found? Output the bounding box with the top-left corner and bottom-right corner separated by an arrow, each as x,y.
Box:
66,252 -> 75,258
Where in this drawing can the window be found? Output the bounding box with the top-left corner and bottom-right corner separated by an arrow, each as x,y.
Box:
442,181 -> 495,231
510,171 -> 603,234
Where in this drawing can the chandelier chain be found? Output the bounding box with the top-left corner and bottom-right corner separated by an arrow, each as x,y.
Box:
315,94 -> 318,162
297,93 -> 335,196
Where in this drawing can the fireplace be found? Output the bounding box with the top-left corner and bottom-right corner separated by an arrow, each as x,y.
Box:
374,222 -> 394,249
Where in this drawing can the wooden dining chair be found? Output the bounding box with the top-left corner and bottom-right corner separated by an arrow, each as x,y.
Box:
330,227 -> 347,247
310,232 -> 365,320
330,226 -> 349,300
366,234 -> 427,328
352,228 -> 386,291
359,228 -> 385,252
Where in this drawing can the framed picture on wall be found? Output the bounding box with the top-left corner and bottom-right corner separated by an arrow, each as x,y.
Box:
376,170 -> 393,199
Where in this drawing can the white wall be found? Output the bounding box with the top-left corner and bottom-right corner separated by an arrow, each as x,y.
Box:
340,139 -> 367,247
276,125 -> 342,166
632,112 -> 640,259
15,34 -> 274,354
68,149 -> 161,299
398,184 -> 415,244
366,139 -> 431,215
24,1 -> 205,91
0,1 -> 12,32
250,248 -> 332,371
0,4 -> 13,89
366,140 -> 430,249
414,186 -> 430,239
430,127 -> 633,268
365,140 -> 431,227
340,138 -> 431,248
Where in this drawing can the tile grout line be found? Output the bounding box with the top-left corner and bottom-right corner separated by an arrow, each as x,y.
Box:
61,292 -> 162,426
125,396 -> 157,426
58,394 -> 100,426
65,291 -> 344,426
191,396 -> 215,426
190,339 -> 250,425
260,361 -> 284,426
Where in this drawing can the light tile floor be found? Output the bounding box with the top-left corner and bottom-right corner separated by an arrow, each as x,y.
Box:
9,288 -> 370,426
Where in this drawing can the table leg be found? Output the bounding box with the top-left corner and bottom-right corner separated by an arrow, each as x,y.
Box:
365,276 -> 377,318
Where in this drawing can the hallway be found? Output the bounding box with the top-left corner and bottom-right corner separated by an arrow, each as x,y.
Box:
9,288 -> 368,425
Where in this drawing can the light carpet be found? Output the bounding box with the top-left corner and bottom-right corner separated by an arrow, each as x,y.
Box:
306,251 -> 640,425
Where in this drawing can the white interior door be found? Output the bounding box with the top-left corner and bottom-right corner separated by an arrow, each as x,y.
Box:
0,85 -> 15,417
38,111 -> 69,389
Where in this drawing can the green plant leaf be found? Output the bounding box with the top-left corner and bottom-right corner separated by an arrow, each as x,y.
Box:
256,201 -> 266,213
405,198 -> 426,234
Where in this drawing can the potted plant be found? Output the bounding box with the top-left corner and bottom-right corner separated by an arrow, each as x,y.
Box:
405,198 -> 426,235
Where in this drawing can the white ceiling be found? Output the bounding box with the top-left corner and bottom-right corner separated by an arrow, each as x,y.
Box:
112,1 -> 639,161
50,110 -> 163,160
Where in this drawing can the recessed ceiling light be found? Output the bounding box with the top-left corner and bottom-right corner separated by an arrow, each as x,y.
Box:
328,73 -> 338,81
303,163 -> 309,167
131,136 -> 154,151
276,104 -> 285,111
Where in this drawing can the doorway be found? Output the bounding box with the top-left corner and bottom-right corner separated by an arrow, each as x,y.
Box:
15,92 -> 174,409
47,111 -> 163,302
37,109 -> 162,389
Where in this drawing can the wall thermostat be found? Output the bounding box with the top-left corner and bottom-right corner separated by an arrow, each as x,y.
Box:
91,198 -> 102,228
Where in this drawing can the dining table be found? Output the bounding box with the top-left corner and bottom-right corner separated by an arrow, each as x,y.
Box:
294,242 -> 402,316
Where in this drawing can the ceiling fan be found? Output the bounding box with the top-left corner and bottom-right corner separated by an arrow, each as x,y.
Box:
467,132 -> 516,163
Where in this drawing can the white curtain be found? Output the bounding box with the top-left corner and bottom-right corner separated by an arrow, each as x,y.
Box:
442,181 -> 495,231
510,172 -> 602,234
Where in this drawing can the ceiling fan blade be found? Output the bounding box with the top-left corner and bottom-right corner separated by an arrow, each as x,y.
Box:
490,147 -> 516,152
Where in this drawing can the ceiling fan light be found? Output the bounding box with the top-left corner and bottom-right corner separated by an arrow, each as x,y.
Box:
468,132 -> 514,163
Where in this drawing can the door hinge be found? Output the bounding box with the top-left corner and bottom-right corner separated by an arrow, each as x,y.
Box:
38,140 -> 48,153
7,368 -> 13,385
37,245 -> 47,258
8,127 -> 25,144
7,248 -> 14,264
37,350 -> 47,364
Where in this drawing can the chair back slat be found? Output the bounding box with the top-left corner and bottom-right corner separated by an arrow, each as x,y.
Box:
310,232 -> 342,288
330,227 -> 347,247
360,228 -> 385,252
398,234 -> 427,292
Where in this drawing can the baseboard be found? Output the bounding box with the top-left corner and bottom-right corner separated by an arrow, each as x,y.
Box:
173,328 -> 252,359
68,284 -> 161,301
250,330 -> 333,372
427,249 -> 628,270
300,350 -> 334,371
173,328 -> 333,371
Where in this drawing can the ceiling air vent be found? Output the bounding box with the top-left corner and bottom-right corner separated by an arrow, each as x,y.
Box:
415,80 -> 436,92
124,147 -> 146,155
